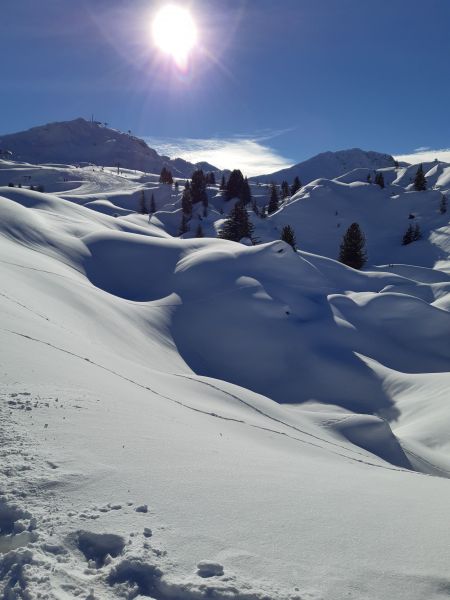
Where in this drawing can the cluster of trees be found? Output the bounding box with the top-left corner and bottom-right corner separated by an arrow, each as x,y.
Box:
159,167 -> 173,184
138,190 -> 156,215
402,222 -> 422,245
222,169 -> 252,204
8,182 -> 45,192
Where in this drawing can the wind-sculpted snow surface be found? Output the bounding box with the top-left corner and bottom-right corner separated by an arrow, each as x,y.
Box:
0,186 -> 449,600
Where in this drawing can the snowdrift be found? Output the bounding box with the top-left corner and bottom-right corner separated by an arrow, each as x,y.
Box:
0,186 -> 449,599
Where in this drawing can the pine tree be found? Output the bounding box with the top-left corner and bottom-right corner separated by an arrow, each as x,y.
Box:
150,193 -> 156,214
178,213 -> 189,235
414,164 -> 427,191
225,169 -> 245,201
139,190 -> 148,214
191,169 -> 208,204
252,199 -> 259,216
267,183 -> 279,214
402,223 -> 414,245
181,185 -> 192,217
413,223 -> 422,241
439,194 -> 447,214
241,177 -> 252,205
195,223 -> 204,238
374,172 -> 385,188
281,181 -> 290,199
281,225 -> 296,250
159,167 -> 173,184
339,222 -> 367,269
219,201 -> 254,242
220,174 -> 226,190
290,176 -> 301,196
207,172 -> 216,185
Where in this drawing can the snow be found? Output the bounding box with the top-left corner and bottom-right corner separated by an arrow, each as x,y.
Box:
252,148 -> 396,185
0,146 -> 449,600
0,118 -> 221,179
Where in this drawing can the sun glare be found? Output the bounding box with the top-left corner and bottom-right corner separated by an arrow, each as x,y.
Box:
152,4 -> 198,70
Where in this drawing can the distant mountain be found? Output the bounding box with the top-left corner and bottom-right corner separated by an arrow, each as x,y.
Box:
0,118 -> 220,178
251,148 -> 398,184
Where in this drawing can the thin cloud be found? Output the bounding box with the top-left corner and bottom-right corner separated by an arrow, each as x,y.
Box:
395,148 -> 450,165
145,135 -> 294,177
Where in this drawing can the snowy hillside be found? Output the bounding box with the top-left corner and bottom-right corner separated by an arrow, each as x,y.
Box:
252,148 -> 396,184
0,119 -> 220,178
0,149 -> 450,600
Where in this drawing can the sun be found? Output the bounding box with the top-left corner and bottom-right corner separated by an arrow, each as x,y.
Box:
152,4 -> 198,70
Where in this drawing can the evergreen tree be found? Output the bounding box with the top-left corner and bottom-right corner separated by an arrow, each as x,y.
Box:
159,167 -> 173,184
367,173 -> 372,183
220,174 -> 226,190
252,199 -> 259,216
267,183 -> 279,214
413,223 -> 422,241
374,172 -> 385,188
439,194 -> 447,214
150,193 -> 156,214
290,176 -> 301,196
281,225 -> 296,250
178,213 -> 189,236
195,223 -> 204,238
139,190 -> 148,214
241,177 -> 252,205
219,201 -> 254,242
414,164 -> 427,191
181,185 -> 192,217
281,180 -> 290,199
207,172 -> 216,185
339,222 -> 367,269
402,223 -> 414,245
190,169 -> 208,204
225,169 -> 245,201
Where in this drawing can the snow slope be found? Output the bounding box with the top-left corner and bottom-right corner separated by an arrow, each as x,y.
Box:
252,148 -> 396,184
0,183 -> 449,599
0,119 -> 220,178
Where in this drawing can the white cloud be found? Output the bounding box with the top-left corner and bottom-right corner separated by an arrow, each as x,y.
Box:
395,148 -> 450,165
145,135 -> 294,177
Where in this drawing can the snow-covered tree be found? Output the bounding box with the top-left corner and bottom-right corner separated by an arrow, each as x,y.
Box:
339,222 -> 367,269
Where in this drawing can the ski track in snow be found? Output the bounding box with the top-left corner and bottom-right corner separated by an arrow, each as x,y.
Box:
3,327 -> 433,476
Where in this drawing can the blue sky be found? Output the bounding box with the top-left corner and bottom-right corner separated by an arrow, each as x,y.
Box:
2,0 -> 450,174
